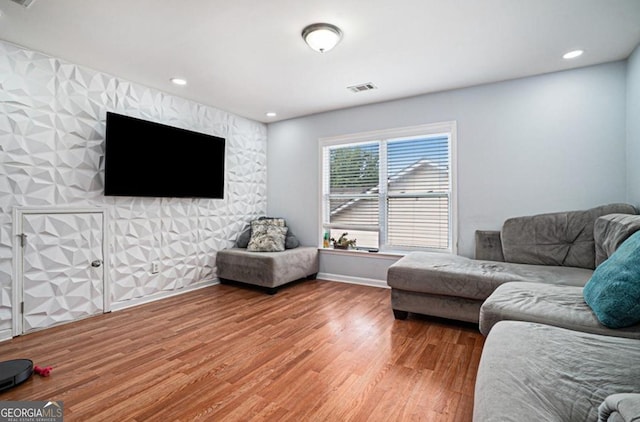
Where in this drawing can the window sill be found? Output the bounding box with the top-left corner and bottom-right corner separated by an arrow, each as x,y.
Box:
318,247 -> 405,260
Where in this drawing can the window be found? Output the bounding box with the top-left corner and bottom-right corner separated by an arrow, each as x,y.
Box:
320,122 -> 456,253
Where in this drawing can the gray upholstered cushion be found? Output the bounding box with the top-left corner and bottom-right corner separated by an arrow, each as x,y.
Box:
595,213 -> 640,266
386,251 -> 591,301
479,282 -> 640,338
473,321 -> 640,422
501,203 -> 636,269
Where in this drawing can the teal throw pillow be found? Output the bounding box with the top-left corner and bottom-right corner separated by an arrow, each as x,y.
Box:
584,230 -> 640,328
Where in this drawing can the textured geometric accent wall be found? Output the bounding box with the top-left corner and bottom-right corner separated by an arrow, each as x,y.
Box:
0,40 -> 267,334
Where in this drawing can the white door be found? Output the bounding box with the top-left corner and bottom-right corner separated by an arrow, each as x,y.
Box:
20,212 -> 104,333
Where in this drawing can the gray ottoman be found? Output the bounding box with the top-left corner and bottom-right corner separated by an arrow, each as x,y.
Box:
216,247 -> 319,294
479,282 -> 640,339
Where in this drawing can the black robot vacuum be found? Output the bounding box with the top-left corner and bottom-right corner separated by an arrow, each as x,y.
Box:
0,359 -> 33,392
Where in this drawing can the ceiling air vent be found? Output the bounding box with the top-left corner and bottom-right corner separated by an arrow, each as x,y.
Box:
347,83 -> 377,93
10,0 -> 36,7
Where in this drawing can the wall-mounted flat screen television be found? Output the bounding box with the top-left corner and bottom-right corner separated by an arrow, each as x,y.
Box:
104,112 -> 225,199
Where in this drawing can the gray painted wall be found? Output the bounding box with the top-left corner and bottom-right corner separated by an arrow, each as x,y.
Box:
267,61 -> 629,282
627,44 -> 640,205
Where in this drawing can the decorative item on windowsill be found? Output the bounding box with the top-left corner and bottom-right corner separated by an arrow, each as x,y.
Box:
331,232 -> 356,250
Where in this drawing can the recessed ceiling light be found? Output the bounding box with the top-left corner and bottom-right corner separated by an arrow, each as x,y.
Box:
265,112 -> 277,118
170,77 -> 187,86
563,50 -> 584,59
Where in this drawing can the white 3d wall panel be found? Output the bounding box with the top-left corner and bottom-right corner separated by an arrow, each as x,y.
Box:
0,40 -> 267,336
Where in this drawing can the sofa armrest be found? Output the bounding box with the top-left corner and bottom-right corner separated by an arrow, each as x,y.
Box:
475,230 -> 504,262
598,393 -> 640,422
595,214 -> 640,266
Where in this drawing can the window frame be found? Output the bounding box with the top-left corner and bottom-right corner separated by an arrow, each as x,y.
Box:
318,121 -> 457,254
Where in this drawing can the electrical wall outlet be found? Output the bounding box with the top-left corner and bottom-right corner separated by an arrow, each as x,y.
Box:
151,262 -> 160,274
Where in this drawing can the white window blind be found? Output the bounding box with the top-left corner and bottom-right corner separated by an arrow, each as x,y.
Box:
320,122 -> 455,252
387,136 -> 450,249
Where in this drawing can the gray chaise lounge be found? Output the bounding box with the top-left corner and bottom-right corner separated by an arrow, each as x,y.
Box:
387,203 -> 636,323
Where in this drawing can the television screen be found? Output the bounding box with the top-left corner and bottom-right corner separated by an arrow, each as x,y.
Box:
104,112 -> 225,199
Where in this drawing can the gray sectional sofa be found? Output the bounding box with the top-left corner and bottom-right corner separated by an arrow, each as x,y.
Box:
386,204 -> 640,421
387,203 -> 636,323
474,211 -> 640,421
471,210 -> 640,422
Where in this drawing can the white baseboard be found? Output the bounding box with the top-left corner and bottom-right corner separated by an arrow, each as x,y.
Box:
0,328 -> 13,343
317,272 -> 389,289
110,279 -> 219,312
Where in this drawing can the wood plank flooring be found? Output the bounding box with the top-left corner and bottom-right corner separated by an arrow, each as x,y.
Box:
0,280 -> 485,421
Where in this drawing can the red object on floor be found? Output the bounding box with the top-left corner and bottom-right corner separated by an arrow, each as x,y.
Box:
34,365 -> 52,377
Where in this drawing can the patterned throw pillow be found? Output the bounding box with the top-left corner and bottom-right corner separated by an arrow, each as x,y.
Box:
256,217 -> 286,227
236,218 -> 300,250
247,220 -> 288,252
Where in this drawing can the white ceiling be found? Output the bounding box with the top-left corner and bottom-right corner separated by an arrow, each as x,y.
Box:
1,0 -> 639,123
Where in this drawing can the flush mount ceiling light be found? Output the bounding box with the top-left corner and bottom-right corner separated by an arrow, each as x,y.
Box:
10,0 -> 36,8
170,77 -> 187,86
265,112 -> 277,118
302,23 -> 342,53
563,50 -> 584,59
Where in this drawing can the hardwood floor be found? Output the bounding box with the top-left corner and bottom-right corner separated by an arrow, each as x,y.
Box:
0,280 -> 485,421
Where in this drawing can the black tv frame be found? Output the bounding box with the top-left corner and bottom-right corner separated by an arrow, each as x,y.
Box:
104,112 -> 225,199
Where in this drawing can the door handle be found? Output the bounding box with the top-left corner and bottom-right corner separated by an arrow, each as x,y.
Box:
91,260 -> 103,268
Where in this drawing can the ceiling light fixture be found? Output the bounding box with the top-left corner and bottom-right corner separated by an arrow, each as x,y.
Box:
302,23 -> 342,53
265,112 -> 277,118
170,77 -> 187,86
10,0 -> 36,8
563,50 -> 584,59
